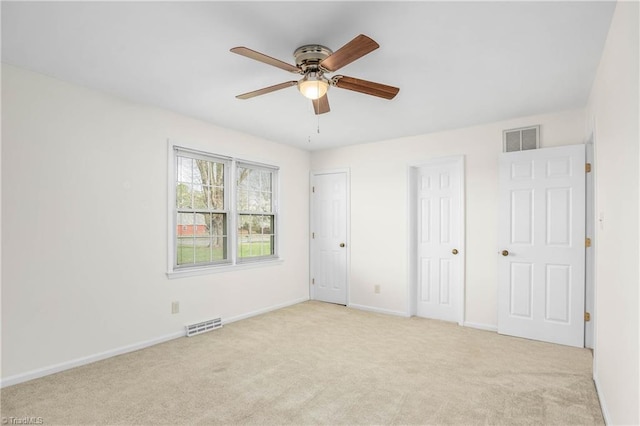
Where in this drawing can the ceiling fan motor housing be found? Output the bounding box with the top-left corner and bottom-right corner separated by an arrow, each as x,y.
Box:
293,45 -> 333,72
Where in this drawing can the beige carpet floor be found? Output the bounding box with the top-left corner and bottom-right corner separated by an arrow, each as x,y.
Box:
1,301 -> 603,425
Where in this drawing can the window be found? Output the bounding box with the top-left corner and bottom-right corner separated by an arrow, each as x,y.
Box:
237,164 -> 276,261
170,145 -> 279,274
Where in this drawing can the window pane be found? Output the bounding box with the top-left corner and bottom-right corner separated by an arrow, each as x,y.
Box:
238,188 -> 248,211
238,169 -> 273,213
248,190 -> 258,211
177,212 -> 195,235
213,162 -> 224,186
238,214 -> 274,259
192,238 -> 210,263
177,212 -> 228,265
192,186 -> 207,209
176,183 -> 191,208
260,191 -> 272,213
193,160 -> 204,185
192,213 -> 209,236
212,186 -> 224,210
197,161 -> 223,187
261,171 -> 272,192
176,237 -> 194,265
177,157 -> 193,183
208,211 -> 227,261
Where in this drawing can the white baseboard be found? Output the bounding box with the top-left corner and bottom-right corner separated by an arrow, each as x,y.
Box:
348,303 -> 410,317
223,296 -> 309,324
463,321 -> 498,332
0,330 -> 185,389
593,375 -> 611,425
1,296 -> 310,389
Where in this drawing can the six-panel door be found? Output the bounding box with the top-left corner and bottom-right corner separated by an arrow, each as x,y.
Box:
416,160 -> 462,322
498,145 -> 585,347
311,172 -> 348,305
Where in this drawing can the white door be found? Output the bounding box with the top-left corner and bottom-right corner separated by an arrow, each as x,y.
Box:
416,158 -> 464,323
498,145 -> 585,347
311,171 -> 348,305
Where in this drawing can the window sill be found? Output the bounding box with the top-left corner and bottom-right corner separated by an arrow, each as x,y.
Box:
166,258 -> 284,279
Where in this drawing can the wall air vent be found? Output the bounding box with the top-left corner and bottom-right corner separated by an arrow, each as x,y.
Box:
186,317 -> 222,337
503,125 -> 540,152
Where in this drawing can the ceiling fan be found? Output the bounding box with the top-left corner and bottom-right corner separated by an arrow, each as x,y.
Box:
230,34 -> 400,115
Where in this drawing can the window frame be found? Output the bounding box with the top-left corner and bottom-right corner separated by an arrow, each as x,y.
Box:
236,162 -> 279,264
167,142 -> 281,278
173,147 -> 231,269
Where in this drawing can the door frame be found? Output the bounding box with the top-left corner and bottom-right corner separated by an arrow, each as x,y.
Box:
407,155 -> 465,324
585,137 -> 595,348
309,168 -> 351,304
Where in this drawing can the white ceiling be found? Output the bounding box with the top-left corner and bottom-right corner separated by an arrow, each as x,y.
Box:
1,1 -> 616,151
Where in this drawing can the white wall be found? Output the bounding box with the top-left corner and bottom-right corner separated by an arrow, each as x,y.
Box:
311,109 -> 585,327
585,2 -> 639,424
1,65 -> 310,383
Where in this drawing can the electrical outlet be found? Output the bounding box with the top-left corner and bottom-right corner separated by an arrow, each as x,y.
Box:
374,285 -> 381,294
171,301 -> 180,314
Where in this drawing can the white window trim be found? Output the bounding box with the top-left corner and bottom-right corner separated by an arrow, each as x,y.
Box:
166,140 -> 282,278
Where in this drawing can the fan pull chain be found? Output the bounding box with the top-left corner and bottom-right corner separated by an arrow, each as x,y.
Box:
317,115 -> 321,134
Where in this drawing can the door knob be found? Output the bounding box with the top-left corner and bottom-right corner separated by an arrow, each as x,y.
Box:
501,250 -> 509,256
452,249 -> 459,255
340,243 -> 345,248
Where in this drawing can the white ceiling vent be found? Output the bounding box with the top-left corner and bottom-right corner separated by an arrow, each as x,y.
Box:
186,318 -> 222,337
503,125 -> 540,152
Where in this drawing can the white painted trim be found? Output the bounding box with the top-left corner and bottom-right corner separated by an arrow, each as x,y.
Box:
223,297 -> 309,324
590,118 -> 600,384
1,296 -> 310,388
585,138 -> 595,349
406,166 -> 418,317
463,321 -> 498,332
166,258 -> 284,279
0,330 -> 184,388
593,376 -> 611,425
167,139 -> 176,275
348,303 -> 410,318
458,156 -> 466,326
311,167 -> 351,176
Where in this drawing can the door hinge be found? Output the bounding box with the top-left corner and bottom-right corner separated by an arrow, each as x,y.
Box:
585,237 -> 592,248
312,186 -> 315,193
584,312 -> 591,322
312,232 -> 315,239
312,278 -> 315,285
586,163 -> 592,173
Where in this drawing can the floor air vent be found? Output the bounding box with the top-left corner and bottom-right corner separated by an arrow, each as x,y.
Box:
186,318 -> 222,337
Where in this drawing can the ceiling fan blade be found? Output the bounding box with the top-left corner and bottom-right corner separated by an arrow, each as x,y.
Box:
332,75 -> 399,100
319,34 -> 379,72
312,94 -> 330,115
236,81 -> 298,99
230,47 -> 300,74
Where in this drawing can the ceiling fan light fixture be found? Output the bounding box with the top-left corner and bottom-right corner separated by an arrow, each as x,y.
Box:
298,72 -> 329,100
